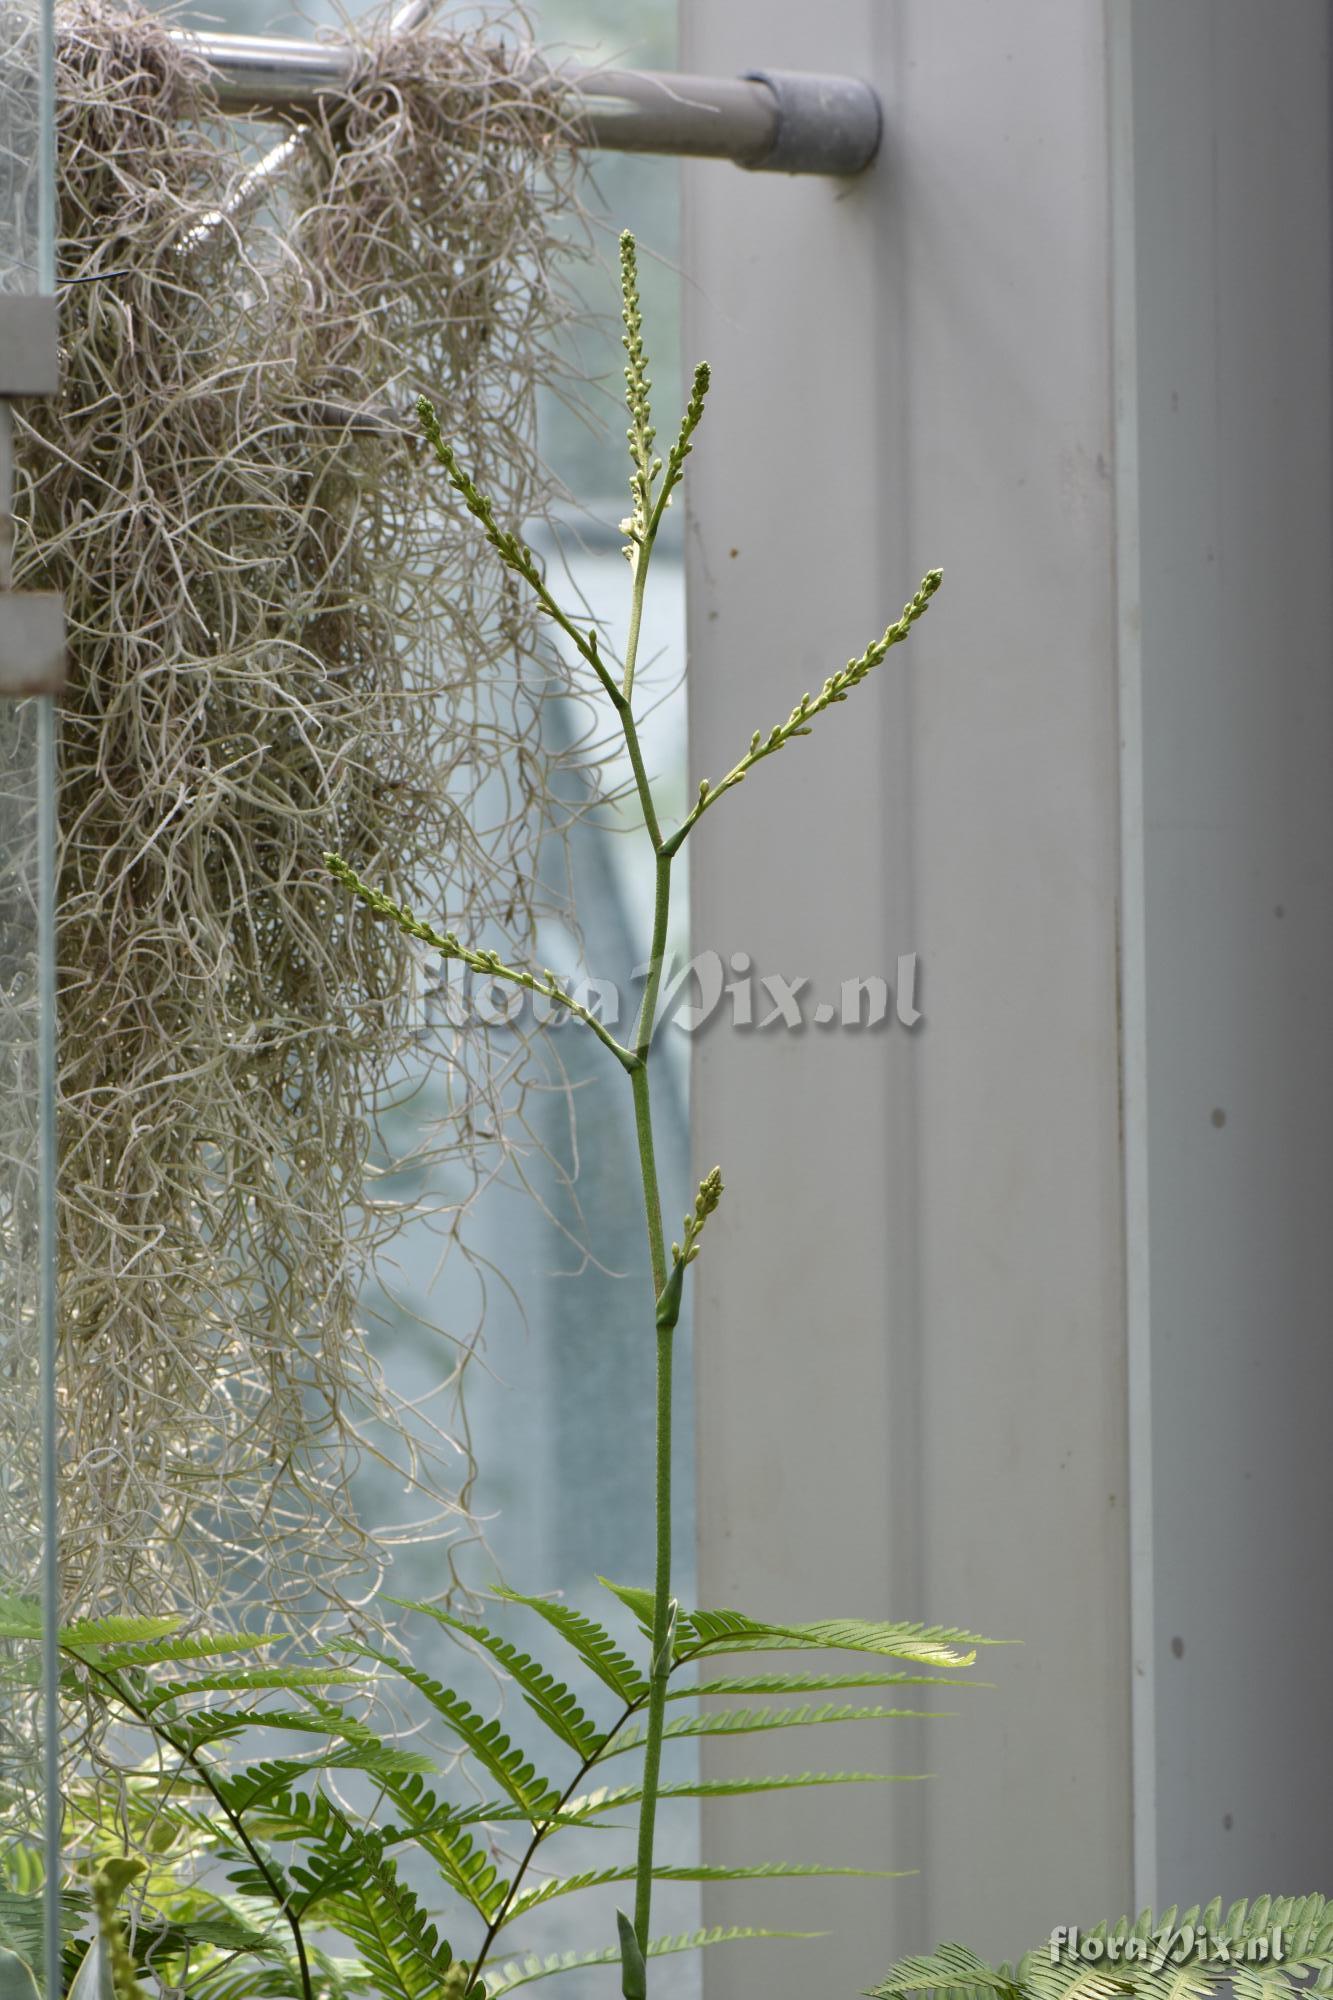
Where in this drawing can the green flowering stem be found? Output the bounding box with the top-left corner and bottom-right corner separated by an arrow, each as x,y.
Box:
322,852 -> 639,1074
660,567 -> 943,859
417,394 -> 628,716
618,233 -> 710,703
625,852 -> 672,1966
325,227 -> 940,2000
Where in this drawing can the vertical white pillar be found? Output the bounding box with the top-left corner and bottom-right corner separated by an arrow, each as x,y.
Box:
1123,0 -> 1333,1907
683,2 -> 1131,1988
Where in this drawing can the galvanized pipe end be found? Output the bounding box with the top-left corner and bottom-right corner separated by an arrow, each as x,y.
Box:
740,69 -> 883,176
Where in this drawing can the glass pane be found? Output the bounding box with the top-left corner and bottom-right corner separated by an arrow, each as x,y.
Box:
0,699 -> 43,1706
0,695 -> 57,1977
0,0 -> 58,1987
0,0 -> 53,295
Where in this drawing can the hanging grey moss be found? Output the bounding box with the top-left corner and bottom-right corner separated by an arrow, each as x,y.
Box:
6,0 -> 592,1628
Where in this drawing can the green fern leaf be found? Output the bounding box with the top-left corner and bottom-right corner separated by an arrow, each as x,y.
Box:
684,1608 -> 985,1667
1018,1962 -> 1133,2000
355,1644 -> 560,1817
216,1741 -> 435,1818
63,1615 -> 185,1650
315,1831 -> 463,2000
0,1593 -> 181,1650
139,1667 -> 376,1710
870,1941 -> 1024,1999
0,1888 -> 85,1964
602,1700 -> 946,1758
495,1591 -> 647,1704
598,1580 -> 656,1632
90,1632 -> 281,1671
396,1602 -> 603,1758
876,1900 -> 1333,2000
409,1823 -> 509,1924
560,1770 -> 920,1823
668,1668 -> 978,1700
364,1778 -> 511,1922
484,1924 -> 823,1995
598,1583 -> 988,1668
503,1858 -> 892,1923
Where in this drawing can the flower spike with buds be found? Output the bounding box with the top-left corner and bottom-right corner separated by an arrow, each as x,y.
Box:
323,852 -> 638,1073
663,567 -> 943,856
656,1168 -> 725,1334
620,230 -> 659,554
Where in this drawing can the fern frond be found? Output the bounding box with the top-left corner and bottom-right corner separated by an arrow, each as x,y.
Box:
561,1770 -> 921,1823
409,1823 -> 510,1925
598,1583 -> 989,1669
147,1700 -> 405,1765
353,1770 -> 529,1841
216,1740 -> 435,1819
495,1591 -> 647,1704
92,1633 -> 282,1671
63,1616 -> 186,1650
871,1942 -> 1024,2000
667,1668 -> 977,1700
0,1591 -> 183,1649
0,1887 -> 85,1964
354,1644 -> 559,1817
184,1962 -> 334,2000
873,1901 -> 1333,2000
138,1668 -> 376,1711
396,1602 -> 604,1758
132,1906 -> 279,1961
306,1830 -> 465,2000
504,1859 -> 896,1923
602,1700 -> 945,1758
484,1924 -> 822,1995
359,1779 -> 511,1922
685,1609 -> 986,1668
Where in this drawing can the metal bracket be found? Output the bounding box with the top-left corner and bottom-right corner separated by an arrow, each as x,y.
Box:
0,296 -> 59,398
0,593 -> 66,695
0,337 -> 67,693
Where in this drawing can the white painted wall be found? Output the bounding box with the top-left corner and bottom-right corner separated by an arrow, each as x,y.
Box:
681,1 -> 1333,1992
1124,0 -> 1333,1910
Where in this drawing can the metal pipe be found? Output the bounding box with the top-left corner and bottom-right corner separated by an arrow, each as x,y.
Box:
168,30 -> 882,176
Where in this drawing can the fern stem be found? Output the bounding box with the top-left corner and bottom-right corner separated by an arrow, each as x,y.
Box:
466,1686 -> 648,1991
72,1652 -> 316,2000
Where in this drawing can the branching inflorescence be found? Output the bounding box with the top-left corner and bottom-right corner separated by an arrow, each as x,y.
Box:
325,228 -> 947,1998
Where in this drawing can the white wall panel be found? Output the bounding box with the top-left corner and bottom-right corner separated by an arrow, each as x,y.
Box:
1127,0 -> 1333,1908
683,1 -> 1333,1991
682,3 -> 1130,1986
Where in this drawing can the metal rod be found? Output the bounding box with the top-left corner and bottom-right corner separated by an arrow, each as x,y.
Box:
166,29 -> 882,176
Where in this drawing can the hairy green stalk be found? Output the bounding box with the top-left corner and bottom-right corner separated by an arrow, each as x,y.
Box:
325,226 -> 946,1999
